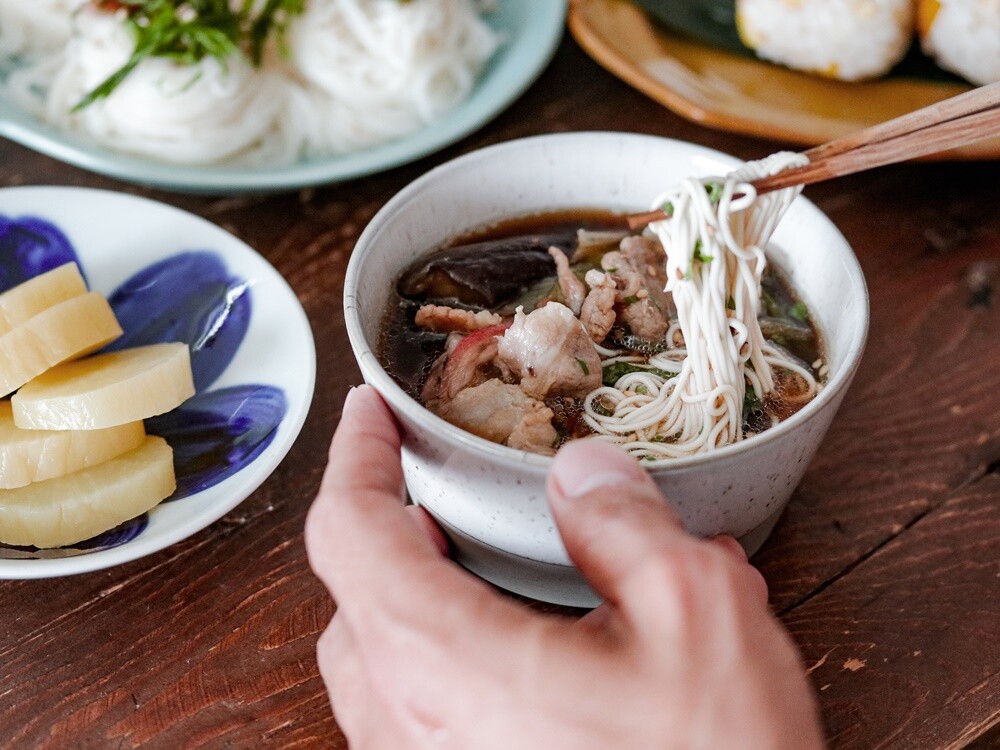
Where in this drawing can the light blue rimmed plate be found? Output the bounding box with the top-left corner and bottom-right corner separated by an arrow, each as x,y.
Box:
0,1 -> 566,193
0,186 -> 316,578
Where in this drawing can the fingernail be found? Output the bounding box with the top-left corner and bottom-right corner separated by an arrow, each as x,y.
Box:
550,439 -> 653,501
342,384 -> 365,412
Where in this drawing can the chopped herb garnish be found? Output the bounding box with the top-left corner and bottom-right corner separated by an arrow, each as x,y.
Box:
576,357 -> 590,376
727,295 -> 736,310
75,0 -> 306,111
635,385 -> 649,395
790,300 -> 810,322
247,0 -> 306,65
650,435 -> 667,443
623,295 -> 640,305
606,267 -> 618,273
742,385 -> 762,418
662,201 -> 674,216
705,181 -> 724,203
593,400 -> 614,417
602,361 -> 676,387
761,289 -> 782,318
692,240 -> 713,264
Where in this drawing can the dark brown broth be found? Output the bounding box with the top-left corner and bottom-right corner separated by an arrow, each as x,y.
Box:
378,210 -> 824,443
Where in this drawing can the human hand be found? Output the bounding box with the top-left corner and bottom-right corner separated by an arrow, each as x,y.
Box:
305,385 -> 825,750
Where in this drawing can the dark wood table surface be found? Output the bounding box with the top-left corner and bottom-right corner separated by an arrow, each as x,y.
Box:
1,33 -> 998,750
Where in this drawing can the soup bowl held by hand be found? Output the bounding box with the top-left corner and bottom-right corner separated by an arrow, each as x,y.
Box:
344,132 -> 868,608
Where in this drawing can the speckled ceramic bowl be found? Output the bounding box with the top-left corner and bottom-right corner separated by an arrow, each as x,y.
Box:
344,132 -> 868,607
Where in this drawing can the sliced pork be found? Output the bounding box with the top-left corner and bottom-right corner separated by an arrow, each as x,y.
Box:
415,304 -> 502,333
601,235 -> 672,342
435,379 -> 558,455
580,270 -> 617,343
548,246 -> 587,315
497,302 -> 601,399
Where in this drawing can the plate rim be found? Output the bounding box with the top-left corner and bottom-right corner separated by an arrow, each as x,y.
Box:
0,0 -> 568,193
568,0 -> 999,161
0,185 -> 317,578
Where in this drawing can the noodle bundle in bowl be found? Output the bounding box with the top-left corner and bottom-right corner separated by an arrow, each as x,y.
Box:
344,133 -> 869,607
581,152 -> 815,459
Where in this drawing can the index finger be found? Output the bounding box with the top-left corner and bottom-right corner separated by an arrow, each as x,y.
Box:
304,386 -> 480,622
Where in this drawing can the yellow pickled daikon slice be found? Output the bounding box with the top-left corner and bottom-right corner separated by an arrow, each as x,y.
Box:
0,263 -> 88,336
0,291 -> 123,397
12,342 -> 195,430
0,436 -> 174,548
0,401 -> 145,489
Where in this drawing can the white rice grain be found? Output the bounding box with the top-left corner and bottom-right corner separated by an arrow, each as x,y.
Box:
919,0 -> 1000,85
736,0 -> 915,81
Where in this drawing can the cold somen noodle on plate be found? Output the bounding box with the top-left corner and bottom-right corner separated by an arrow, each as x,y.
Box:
0,0 -> 500,166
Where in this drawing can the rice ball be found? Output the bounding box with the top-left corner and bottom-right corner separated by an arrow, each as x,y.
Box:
918,0 -> 1000,85
736,0 -> 916,81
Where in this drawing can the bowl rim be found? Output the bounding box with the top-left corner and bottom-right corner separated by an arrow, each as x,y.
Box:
344,131 -> 869,471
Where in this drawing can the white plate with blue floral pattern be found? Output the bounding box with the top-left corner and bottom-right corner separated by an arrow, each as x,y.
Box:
0,186 -> 315,578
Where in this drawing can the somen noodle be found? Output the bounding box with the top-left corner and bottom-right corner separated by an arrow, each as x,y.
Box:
0,0 -> 499,165
286,0 -> 500,155
582,152 -> 819,458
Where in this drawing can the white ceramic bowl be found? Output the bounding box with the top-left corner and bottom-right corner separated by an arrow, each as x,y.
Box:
344,132 -> 868,607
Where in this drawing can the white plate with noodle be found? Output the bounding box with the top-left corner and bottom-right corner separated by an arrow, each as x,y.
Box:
0,0 -> 566,193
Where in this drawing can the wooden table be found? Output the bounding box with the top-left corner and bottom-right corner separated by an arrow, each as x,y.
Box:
1,35 -> 998,750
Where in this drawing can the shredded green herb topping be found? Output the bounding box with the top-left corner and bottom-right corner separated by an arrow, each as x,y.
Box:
75,0 -> 306,111
789,300 -> 810,322
602,361 -> 678,387
705,181 -> 724,203
692,239 -> 713,264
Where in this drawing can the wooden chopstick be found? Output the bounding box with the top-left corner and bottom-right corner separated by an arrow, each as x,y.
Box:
627,81 -> 1000,230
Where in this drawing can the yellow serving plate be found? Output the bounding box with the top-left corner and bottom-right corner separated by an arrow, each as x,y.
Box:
568,0 -> 1000,160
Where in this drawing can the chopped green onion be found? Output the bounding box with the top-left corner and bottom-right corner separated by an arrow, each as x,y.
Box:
75,0 -> 306,110
705,181 -> 724,203
692,240 -> 713,264
790,300 -> 810,322
602,361 -> 675,386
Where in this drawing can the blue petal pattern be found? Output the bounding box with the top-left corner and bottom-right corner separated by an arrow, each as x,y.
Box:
147,385 -> 287,499
0,214 -> 84,291
105,251 -> 251,392
0,515 -> 148,560
0,215 -> 287,558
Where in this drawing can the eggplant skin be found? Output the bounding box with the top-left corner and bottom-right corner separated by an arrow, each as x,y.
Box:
397,234 -> 570,308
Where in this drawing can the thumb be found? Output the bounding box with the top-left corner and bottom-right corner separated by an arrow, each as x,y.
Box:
546,439 -> 690,609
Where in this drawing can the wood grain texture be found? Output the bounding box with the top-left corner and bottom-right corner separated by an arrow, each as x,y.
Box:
1,37 -> 998,749
785,474 -> 1000,749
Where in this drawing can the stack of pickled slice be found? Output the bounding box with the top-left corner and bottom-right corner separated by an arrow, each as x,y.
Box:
0,264 -> 195,548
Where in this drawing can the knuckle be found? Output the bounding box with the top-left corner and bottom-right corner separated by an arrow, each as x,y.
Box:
634,542 -> 747,609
